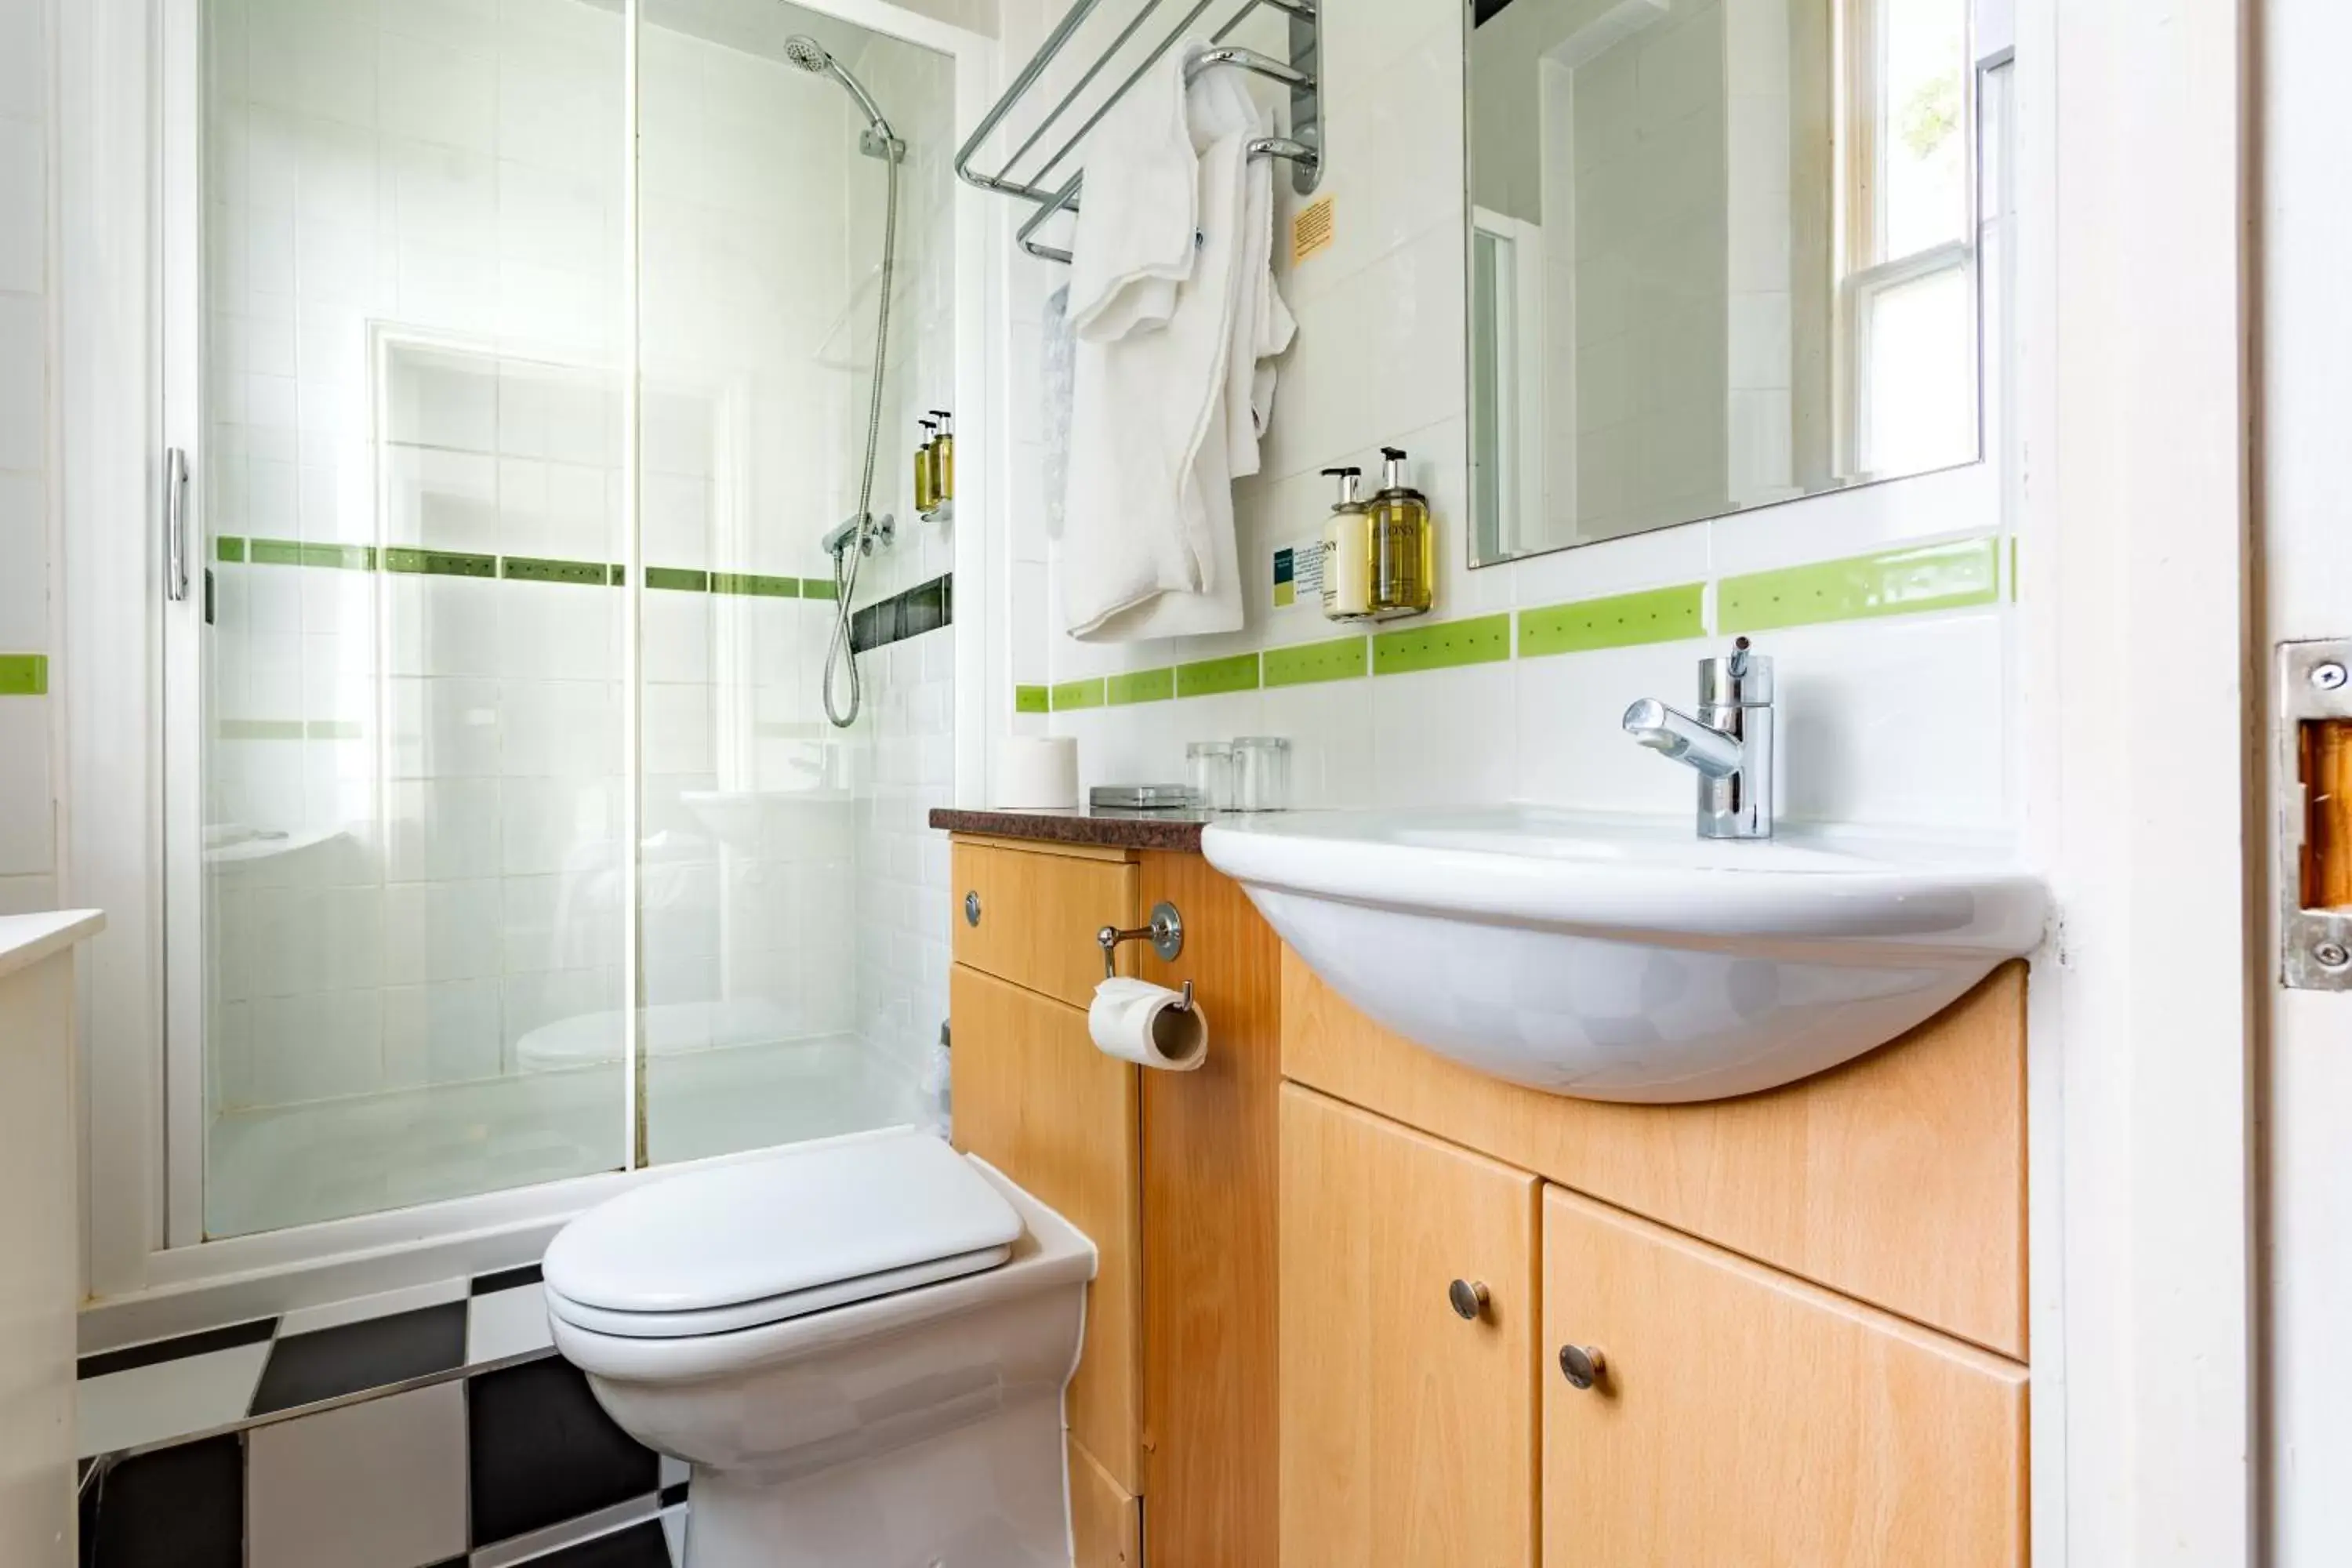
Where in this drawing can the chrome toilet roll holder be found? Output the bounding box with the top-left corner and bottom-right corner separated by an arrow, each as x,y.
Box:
1098,901 -> 1195,1010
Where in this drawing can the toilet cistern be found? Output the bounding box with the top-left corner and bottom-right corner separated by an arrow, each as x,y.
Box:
1624,638 -> 1776,840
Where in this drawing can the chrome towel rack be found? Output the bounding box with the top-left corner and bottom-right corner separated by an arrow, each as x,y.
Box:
954,0 -> 1323,265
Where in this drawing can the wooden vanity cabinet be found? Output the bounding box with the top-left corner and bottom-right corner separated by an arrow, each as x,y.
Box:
1279,1085 -> 1540,1568
1541,1185 -> 2027,1567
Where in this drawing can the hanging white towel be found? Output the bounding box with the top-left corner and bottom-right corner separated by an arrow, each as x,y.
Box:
1058,45 -> 1295,641
1065,48 -> 1196,343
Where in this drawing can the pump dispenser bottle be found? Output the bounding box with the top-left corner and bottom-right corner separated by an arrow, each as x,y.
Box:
928,409 -> 955,506
913,420 -> 938,515
1368,446 -> 1433,616
1319,466 -> 1371,621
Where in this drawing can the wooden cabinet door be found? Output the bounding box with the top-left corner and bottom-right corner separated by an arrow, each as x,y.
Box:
1279,1085 -> 1540,1568
1542,1185 -> 2027,1568
950,839 -> 1137,1008
949,965 -> 1142,1491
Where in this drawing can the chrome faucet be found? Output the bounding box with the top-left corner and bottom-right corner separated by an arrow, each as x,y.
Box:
1623,638 -> 1775,840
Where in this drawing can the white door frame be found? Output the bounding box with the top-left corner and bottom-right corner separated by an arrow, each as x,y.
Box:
2013,0 -> 2256,1563
60,0 -> 1000,1319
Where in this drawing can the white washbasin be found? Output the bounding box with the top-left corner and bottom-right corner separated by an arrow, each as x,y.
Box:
1201,807 -> 2046,1103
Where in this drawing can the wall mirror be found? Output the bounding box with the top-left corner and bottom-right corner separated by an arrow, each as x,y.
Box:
1468,0 -> 1980,565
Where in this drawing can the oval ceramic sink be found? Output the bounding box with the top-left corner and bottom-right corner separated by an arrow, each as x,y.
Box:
1201,807 -> 2046,1103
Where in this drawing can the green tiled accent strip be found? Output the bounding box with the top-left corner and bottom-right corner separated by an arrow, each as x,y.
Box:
1051,677 -> 1105,712
0,654 -> 48,696
1175,653 -> 1261,698
1014,684 -> 1050,714
1718,539 -> 2001,634
1372,614 -> 1512,676
384,547 -> 497,578
1263,635 -> 1369,688
503,556 -> 609,587
1519,585 -> 1706,659
713,572 -> 800,598
217,538 -> 840,600
1108,668 -> 1175,706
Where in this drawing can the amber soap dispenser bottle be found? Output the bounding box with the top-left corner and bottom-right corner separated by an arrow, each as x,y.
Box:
1368,445 -> 1433,616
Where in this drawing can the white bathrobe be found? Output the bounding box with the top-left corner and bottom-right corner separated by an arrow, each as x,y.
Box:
1059,49 -> 1295,641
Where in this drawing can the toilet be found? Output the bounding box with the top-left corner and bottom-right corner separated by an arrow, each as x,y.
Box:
543,1129 -> 1096,1568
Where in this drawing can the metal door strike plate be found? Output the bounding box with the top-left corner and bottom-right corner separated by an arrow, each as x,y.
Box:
2280,637 -> 2352,990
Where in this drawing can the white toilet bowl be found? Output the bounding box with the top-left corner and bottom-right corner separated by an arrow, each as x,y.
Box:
542,1129 -> 1096,1568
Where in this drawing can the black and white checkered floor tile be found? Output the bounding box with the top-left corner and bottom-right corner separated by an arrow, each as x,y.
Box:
75,1267 -> 686,1568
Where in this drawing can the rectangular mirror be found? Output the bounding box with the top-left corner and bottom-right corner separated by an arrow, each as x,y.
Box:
1468,0 -> 1979,564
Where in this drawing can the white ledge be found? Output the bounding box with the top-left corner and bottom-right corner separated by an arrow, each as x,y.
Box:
0,909 -> 106,982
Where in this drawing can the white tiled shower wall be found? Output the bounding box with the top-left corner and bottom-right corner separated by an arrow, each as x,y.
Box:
0,0 -> 56,917
996,0 -> 2016,836
200,0 -> 958,1114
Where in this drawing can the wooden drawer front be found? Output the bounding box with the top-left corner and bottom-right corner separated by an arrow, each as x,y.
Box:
952,840 -> 1138,1008
1541,1185 -> 2027,1568
949,965 -> 1142,1490
1283,950 -> 2029,1359
1279,1086 -> 1540,1568
1069,1437 -> 1142,1567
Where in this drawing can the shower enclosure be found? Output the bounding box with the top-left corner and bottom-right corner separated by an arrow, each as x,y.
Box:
151,0 -> 980,1254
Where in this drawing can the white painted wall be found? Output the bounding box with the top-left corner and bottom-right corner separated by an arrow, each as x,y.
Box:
0,0 -> 56,920
2259,0 -> 2352,1559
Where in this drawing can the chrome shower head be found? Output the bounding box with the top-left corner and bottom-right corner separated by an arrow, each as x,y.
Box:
783,31 -> 896,145
782,34 -> 832,73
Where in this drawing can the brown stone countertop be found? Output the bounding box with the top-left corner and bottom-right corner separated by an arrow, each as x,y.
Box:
928,806 -> 1213,852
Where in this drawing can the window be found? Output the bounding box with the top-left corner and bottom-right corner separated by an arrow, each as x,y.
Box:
1837,0 -> 1976,477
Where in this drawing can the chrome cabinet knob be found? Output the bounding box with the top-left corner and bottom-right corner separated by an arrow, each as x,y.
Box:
1558,1344 -> 1606,1390
1447,1279 -> 1490,1321
964,891 -> 982,927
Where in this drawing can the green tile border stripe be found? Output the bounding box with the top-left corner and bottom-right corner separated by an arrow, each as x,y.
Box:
0,654 -> 48,696
501,556 -> 609,587
800,576 -> 840,601
384,548 -> 498,579
644,566 -> 710,593
1718,539 -> 2000,634
1262,635 -> 1369,688
1372,613 -> 1512,676
1107,668 -> 1175,706
713,572 -> 800,598
1174,653 -> 1261,699
215,535 -> 246,563
249,539 -> 375,571
1519,584 -> 1707,659
1050,677 -> 1105,712
1014,684 -> 1051,714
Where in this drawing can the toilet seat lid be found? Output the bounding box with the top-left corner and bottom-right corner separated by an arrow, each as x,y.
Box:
542,1130 -> 1023,1319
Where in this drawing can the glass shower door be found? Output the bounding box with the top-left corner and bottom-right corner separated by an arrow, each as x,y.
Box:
195,0 -> 630,1236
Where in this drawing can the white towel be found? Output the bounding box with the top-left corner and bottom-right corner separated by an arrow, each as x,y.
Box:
1065,48 -> 1196,343
1057,45 -> 1295,641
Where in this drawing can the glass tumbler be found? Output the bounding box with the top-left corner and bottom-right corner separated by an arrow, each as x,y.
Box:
1232,736 -> 1292,811
1186,741 -> 1235,811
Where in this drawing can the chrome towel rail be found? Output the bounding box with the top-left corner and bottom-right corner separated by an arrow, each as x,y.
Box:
955,0 -> 1323,265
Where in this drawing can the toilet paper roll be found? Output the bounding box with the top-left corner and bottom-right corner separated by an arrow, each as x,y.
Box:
1088,978 -> 1208,1072
994,736 -> 1080,810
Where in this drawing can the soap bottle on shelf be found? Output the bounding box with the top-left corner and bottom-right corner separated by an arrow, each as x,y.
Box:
913,419 -> 938,515
1368,445 -> 1434,618
1319,466 -> 1372,622
928,408 -> 956,507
